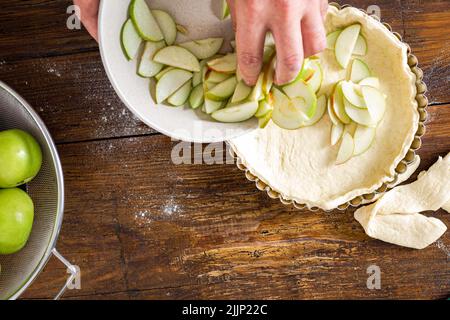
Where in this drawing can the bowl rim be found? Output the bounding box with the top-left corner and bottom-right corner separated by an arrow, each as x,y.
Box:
97,0 -> 258,143
0,81 -> 65,300
228,3 -> 428,212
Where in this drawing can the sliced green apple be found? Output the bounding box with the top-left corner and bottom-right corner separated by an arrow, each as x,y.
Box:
350,58 -> 371,83
249,73 -> 265,101
121,19 -> 142,61
262,56 -> 276,95
207,70 -> 231,83
189,84 -> 204,109
344,98 -> 376,127
155,66 -> 175,81
220,0 -> 230,20
255,99 -> 272,118
282,79 -> 317,118
361,86 -> 386,123
138,41 -> 165,77
176,24 -> 188,35
129,0 -> 164,41
263,46 -> 276,64
327,96 -> 341,126
335,24 -> 361,68
168,80 -> 191,106
152,9 -> 177,46
206,76 -> 237,101
258,111 -> 272,128
336,132 -> 355,164
192,60 -> 206,87
231,80 -> 252,103
272,88 -> 310,130
153,46 -> 201,72
353,35 -> 368,56
353,125 -> 376,156
179,38 -> 224,60
306,59 -> 323,93
302,95 -> 326,126
204,98 -> 224,114
207,53 -> 237,73
326,30 -> 341,50
212,101 -> 258,123
359,77 -> 380,89
156,69 -> 192,103
332,83 -> 351,124
341,81 -> 366,108
331,122 -> 344,146
344,121 -> 357,136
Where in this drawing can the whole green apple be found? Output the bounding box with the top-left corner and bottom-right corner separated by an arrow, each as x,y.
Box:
0,129 -> 42,188
0,188 -> 34,255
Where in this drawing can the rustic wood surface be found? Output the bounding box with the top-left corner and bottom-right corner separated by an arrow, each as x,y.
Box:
0,0 -> 449,300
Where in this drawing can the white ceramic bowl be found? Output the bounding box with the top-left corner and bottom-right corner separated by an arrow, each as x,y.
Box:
99,0 -> 257,143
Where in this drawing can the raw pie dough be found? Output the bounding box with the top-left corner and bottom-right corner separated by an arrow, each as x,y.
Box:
355,153 -> 449,249
230,6 -> 419,210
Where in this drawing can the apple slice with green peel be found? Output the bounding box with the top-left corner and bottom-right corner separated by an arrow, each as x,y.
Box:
207,53 -> 237,73
206,76 -> 237,101
249,73 -> 265,101
212,101 -> 258,123
271,88 -> 310,130
156,69 -> 192,103
204,98 -> 224,114
326,30 -> 341,50
231,80 -> 252,103
327,96 -> 341,126
152,10 -> 177,46
179,38 -> 224,60
154,46 -> 201,72
359,77 -> 380,89
331,122 -> 344,146
335,24 -> 361,68
282,79 -> 317,118
303,95 -> 327,126
353,125 -> 376,156
344,98 -> 376,127
361,86 -> 386,123
168,80 -> 191,106
255,99 -> 272,118
336,132 -> 355,164
263,46 -> 276,64
353,35 -> 368,56
350,58 -> 371,83
258,111 -> 272,128
138,41 -> 165,77
129,0 -> 164,41
306,59 -> 323,93
155,66 -> 175,81
341,81 -> 366,108
332,83 -> 351,124
207,70 -> 231,83
121,19 -> 142,61
262,56 -> 276,95
220,0 -> 230,20
189,84 -> 204,109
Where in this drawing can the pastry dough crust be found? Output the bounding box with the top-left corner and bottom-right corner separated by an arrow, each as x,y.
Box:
230,7 -> 419,210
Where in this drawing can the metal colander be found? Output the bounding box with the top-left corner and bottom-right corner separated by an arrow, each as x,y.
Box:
0,81 -> 75,300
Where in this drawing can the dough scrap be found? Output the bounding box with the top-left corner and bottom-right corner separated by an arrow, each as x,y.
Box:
354,153 -> 449,249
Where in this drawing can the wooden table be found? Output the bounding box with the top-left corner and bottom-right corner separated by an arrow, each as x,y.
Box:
1,0 -> 449,300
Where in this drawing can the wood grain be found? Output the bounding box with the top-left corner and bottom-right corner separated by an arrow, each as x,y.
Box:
0,51 -> 156,143
21,104 -> 450,300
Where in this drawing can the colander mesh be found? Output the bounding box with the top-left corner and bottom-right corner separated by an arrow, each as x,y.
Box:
0,84 -> 62,299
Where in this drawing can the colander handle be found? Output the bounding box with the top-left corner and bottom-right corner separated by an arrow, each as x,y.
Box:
51,248 -> 79,300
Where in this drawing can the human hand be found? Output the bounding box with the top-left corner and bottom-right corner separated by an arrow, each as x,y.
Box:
227,0 -> 328,85
74,0 -> 100,41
